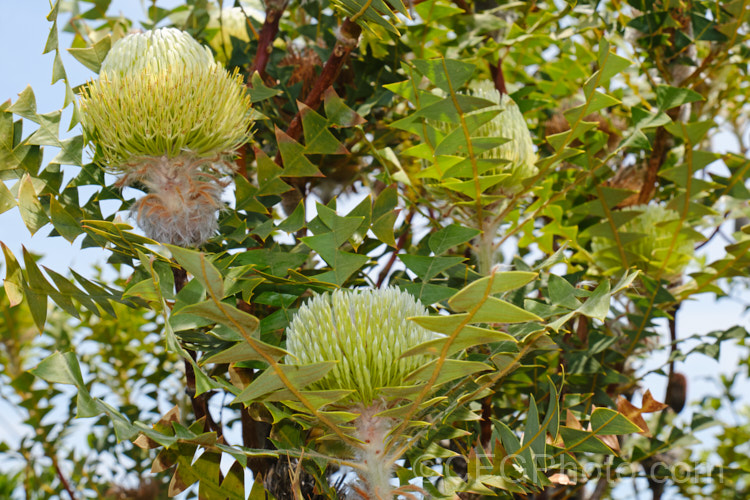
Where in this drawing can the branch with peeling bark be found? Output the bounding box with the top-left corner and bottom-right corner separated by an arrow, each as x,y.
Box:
249,0 -> 288,79
280,18 -> 362,150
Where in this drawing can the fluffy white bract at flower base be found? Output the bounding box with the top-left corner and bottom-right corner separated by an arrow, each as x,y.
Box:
284,287 -> 434,406
78,28 -> 253,247
592,204 -> 696,279
467,79 -> 538,194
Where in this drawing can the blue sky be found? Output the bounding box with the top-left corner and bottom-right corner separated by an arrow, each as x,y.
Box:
0,2 -> 748,498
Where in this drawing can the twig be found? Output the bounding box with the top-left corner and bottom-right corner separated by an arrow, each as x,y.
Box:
479,395 -> 493,448
376,208 -> 415,287
587,475 -> 609,500
236,299 -> 274,478
278,18 -> 362,152
172,266 -> 222,437
52,456 -> 77,500
249,0 -> 288,79
636,126 -> 670,204
694,211 -> 730,251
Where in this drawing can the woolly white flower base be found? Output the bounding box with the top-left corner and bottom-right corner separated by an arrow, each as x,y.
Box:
349,404 -> 396,500
118,154 -> 231,247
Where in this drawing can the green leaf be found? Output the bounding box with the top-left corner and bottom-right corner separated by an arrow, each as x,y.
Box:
401,325 -> 515,358
276,201 -> 305,233
68,36 -> 112,73
405,359 -> 492,385
17,174 -> 49,235
202,339 -> 287,364
0,180 -> 15,214
559,427 -> 614,454
30,351 -> 85,386
232,362 -> 337,404
547,274 -> 582,309
1,242 -> 24,306
412,58 -> 476,94
52,51 -> 67,85
299,102 -> 348,155
21,249 -> 50,332
7,86 -> 38,121
469,296 -> 543,324
656,85 -> 704,111
448,271 -> 537,310
414,0 -> 464,20
522,396 -> 544,466
371,211 -> 397,247
168,246 -> 224,299
495,420 -> 537,480
27,111 -> 61,147
255,148 -> 290,196
399,282 -> 456,305
428,224 -> 481,255
44,21 -> 58,54
578,279 -> 610,321
399,255 -> 465,281
409,313 -> 470,335
315,204 -> 365,247
324,87 -> 366,127
311,250 -> 369,286
49,197 -> 82,242
595,42 -> 632,88
590,408 -> 642,435
248,71 -> 282,102
276,126 -> 323,177
563,92 -> 620,124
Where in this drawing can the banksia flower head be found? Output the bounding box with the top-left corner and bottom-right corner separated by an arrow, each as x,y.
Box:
79,28 -> 253,247
286,287 -> 434,498
468,79 -> 538,194
592,204 -> 696,280
285,287 -> 433,406
207,7 -> 251,64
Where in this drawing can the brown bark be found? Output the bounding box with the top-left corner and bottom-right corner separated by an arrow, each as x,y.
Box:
280,18 -> 362,151
248,1 -> 288,79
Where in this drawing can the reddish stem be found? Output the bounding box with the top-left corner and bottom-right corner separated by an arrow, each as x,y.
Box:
249,1 -> 287,79
53,458 -> 77,500
376,209 -> 415,287
637,126 -> 670,204
277,17 -> 362,161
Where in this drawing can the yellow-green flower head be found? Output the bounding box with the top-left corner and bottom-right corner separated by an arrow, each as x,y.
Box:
78,28 -> 253,246
285,288 -> 434,405
207,7 -> 251,64
592,204 -> 695,279
80,27 -> 252,169
468,79 -> 538,192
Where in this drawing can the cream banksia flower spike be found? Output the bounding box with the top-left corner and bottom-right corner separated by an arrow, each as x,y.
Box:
207,6 -> 252,64
285,287 -> 435,499
79,28 -> 253,247
467,79 -> 538,195
592,204 -> 695,280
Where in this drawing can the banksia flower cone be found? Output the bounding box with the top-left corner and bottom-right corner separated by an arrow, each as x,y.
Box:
285,287 -> 433,405
592,204 -> 696,280
79,28 -> 253,246
285,287 -> 434,498
468,79 -> 538,194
